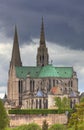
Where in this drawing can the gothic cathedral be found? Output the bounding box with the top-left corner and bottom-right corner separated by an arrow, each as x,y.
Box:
7,18 -> 79,109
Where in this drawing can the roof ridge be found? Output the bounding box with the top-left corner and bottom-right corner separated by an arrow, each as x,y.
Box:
55,66 -> 73,68
16,66 -> 41,68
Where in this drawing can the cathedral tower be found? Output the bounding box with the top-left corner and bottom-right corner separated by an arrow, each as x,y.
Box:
37,18 -> 49,66
7,26 -> 22,105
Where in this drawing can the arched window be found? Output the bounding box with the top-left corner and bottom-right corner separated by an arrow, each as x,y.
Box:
18,80 -> 23,105
71,81 -> 73,87
31,99 -> 33,109
42,55 -> 44,62
53,80 -> 55,86
18,80 -> 23,93
56,80 -> 58,85
36,99 -> 38,109
33,80 -> 35,92
30,80 -> 32,92
18,80 -> 20,93
65,88 -> 67,94
30,80 -> 35,92
39,99 -> 42,109
68,81 -> 70,87
45,99 -> 48,109
49,79 -> 51,91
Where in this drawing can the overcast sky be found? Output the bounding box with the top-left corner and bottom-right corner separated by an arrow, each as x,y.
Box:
0,0 -> 84,98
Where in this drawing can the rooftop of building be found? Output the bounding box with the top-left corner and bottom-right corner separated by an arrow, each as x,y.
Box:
15,64 -> 73,79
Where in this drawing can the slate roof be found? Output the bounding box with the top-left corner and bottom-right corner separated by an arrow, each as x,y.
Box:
15,64 -> 73,79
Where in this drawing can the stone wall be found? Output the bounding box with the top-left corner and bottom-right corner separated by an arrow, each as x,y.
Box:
9,114 -> 67,127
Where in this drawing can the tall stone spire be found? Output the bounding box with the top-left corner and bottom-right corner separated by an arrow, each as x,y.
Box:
10,26 -> 22,67
37,17 -> 49,66
40,17 -> 46,46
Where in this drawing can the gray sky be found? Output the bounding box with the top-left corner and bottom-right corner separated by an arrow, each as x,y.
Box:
0,0 -> 84,97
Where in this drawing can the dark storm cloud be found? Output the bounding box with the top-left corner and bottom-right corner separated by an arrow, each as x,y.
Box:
0,0 -> 84,49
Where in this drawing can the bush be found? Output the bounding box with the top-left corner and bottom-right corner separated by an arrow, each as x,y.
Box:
78,123 -> 84,130
12,123 -> 41,130
49,124 -> 66,130
5,128 -> 12,130
9,109 -> 72,115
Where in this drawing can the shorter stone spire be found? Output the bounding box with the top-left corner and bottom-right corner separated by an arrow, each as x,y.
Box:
10,26 -> 22,67
37,18 -> 49,66
40,17 -> 46,46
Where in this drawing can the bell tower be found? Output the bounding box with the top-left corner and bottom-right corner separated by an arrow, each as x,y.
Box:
37,17 -> 49,66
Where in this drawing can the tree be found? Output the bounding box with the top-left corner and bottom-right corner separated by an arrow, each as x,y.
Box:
42,120 -> 48,130
0,99 -> 9,130
54,97 -> 70,110
62,97 -> 70,110
54,97 -> 62,110
78,123 -> 84,130
68,113 -> 78,130
80,97 -> 84,103
68,102 -> 84,130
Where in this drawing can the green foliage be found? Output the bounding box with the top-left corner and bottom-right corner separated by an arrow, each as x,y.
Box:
54,97 -> 71,112
80,97 -> 84,103
67,127 -> 74,130
78,122 -> 84,130
0,99 -> 9,130
55,97 -> 62,110
42,120 -> 48,130
12,123 -> 41,130
9,108 -> 70,115
48,124 -> 66,130
62,97 -> 70,110
68,102 -> 84,130
68,113 -> 78,130
68,123 -> 84,130
5,128 -> 12,130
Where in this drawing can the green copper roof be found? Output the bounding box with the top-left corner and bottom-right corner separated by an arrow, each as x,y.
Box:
55,67 -> 73,78
15,64 -> 73,79
39,65 -> 73,78
39,65 -> 59,77
15,66 -> 41,79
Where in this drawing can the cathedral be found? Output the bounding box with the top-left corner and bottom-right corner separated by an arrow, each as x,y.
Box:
7,18 -> 79,109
